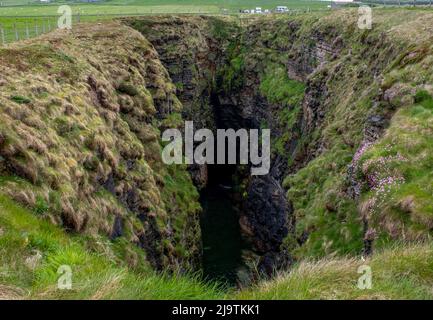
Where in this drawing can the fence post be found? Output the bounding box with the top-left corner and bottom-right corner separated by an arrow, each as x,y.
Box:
35,21 -> 39,36
78,12 -> 80,23
14,23 -> 18,41
42,21 -> 45,34
48,19 -> 51,32
26,22 -> 29,39
0,24 -> 5,46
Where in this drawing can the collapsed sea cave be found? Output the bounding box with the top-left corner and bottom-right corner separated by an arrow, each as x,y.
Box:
1,9 -> 433,300
123,11 -> 406,285
127,16 -> 299,284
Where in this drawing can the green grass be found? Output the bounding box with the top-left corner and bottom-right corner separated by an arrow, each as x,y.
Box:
273,8 -> 433,259
358,91 -> 433,243
0,0 -> 328,43
260,65 -> 305,107
2,7 -> 433,300
259,64 -> 305,156
10,95 -> 31,104
0,0 -> 35,5
0,16 -> 60,42
0,4 -> 220,16
105,0 -> 327,9
236,243 -> 433,299
284,146 -> 365,257
0,192 -> 225,299
1,0 -> 328,15
2,191 -> 433,300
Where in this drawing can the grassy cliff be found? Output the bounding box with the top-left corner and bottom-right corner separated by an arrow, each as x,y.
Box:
276,9 -> 433,257
1,9 -> 433,299
0,193 -> 223,299
2,191 -> 433,299
0,22 -> 202,273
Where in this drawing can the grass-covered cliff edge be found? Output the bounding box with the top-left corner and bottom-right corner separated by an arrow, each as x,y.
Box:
1,9 -> 433,299
0,22 -> 203,282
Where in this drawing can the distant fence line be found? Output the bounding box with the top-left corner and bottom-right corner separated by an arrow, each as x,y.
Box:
0,13 -> 128,45
0,15 -> 79,45
1,18 -> 56,45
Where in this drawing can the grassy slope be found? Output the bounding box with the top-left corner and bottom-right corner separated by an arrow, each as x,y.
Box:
358,91 -> 433,243
0,22 -> 202,272
2,191 -> 433,300
0,194 -> 224,299
347,9 -> 433,246
237,242 -> 433,299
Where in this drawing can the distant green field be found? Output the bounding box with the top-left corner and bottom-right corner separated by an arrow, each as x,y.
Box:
104,0 -> 328,10
1,0 -> 328,9
0,0 -> 328,17
0,5 -> 220,16
0,0 -> 329,44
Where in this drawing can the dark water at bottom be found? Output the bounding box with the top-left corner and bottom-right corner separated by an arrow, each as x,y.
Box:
199,167 -> 246,285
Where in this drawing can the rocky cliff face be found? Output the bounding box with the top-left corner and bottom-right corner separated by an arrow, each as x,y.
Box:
126,17 -> 292,273
128,11 -> 433,274
127,15 -> 356,272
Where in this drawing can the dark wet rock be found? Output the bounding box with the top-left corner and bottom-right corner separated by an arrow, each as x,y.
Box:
243,176 -> 290,254
188,164 -> 208,190
297,231 -> 309,246
137,219 -> 163,271
301,70 -> 329,134
110,215 -> 123,240
365,114 -> 387,141
258,250 -> 293,277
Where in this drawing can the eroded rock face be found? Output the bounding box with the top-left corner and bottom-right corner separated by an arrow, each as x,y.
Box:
126,13 -> 412,274
128,16 -> 302,274
244,176 -> 291,254
301,71 -> 329,134
189,163 -> 208,190
126,15 -> 347,273
125,16 -> 234,131
257,250 -> 293,277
